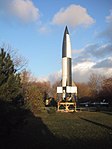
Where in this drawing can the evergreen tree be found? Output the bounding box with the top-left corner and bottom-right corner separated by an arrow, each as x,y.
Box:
0,48 -> 23,103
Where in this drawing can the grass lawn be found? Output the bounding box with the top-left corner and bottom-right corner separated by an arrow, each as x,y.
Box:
0,103 -> 112,149
38,111 -> 112,149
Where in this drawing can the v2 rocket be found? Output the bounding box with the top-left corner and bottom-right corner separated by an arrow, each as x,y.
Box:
57,26 -> 77,100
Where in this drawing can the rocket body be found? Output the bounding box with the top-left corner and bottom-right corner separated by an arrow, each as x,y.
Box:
57,26 -> 77,100
62,26 -> 72,87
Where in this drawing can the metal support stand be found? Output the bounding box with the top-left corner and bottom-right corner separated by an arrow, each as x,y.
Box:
57,101 -> 76,112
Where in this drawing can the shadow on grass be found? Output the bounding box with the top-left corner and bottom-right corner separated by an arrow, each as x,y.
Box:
79,117 -> 112,131
100,111 -> 112,116
0,101 -> 58,149
0,101 -> 112,149
0,101 -> 75,149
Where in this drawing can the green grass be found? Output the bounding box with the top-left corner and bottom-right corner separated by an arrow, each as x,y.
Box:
38,111 -> 112,149
0,102 -> 112,149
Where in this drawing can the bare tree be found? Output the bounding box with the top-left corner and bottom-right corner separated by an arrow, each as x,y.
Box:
0,43 -> 27,72
99,77 -> 112,104
76,82 -> 91,99
88,73 -> 105,100
20,70 -> 52,113
50,80 -> 60,99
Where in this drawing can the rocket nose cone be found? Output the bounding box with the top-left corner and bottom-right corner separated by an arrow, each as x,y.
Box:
65,26 -> 69,34
62,26 -> 71,58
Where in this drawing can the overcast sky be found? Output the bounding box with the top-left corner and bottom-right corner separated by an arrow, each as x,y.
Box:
0,0 -> 112,83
